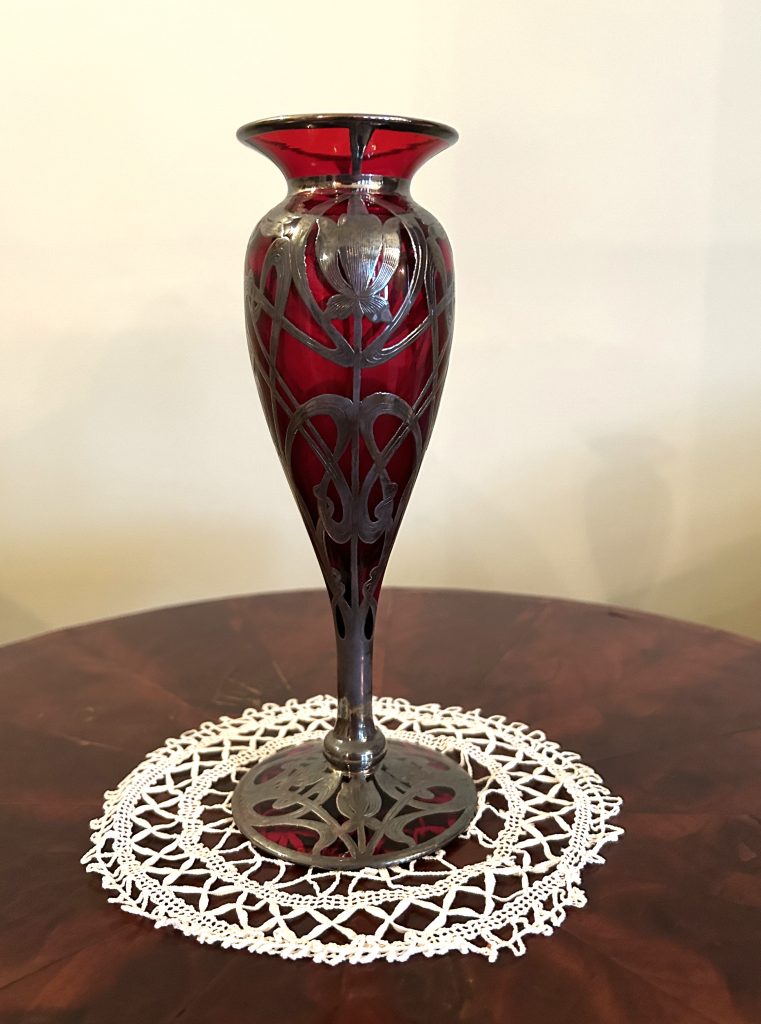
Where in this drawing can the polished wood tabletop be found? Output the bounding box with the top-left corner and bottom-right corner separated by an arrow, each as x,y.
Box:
1,588 -> 759,1023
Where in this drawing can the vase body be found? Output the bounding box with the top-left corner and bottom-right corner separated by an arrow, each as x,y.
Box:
232,116 -> 475,867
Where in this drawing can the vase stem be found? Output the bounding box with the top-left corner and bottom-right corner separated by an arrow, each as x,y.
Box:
323,614 -> 386,774
321,314 -> 386,776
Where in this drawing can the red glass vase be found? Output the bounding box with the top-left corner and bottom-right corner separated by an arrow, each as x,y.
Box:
231,115 -> 476,869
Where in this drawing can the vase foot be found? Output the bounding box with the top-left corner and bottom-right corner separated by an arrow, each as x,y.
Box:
231,738 -> 478,870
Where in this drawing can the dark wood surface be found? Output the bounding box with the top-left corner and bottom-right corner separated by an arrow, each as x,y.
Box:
1,588 -> 760,1023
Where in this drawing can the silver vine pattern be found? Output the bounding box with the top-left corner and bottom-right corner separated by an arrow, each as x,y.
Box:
233,739 -> 474,863
244,190 -> 454,639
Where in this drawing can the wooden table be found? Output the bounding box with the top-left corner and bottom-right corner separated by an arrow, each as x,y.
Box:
1,588 -> 759,1023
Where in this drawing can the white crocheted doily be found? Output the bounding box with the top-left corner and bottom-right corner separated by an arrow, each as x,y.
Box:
83,695 -> 623,965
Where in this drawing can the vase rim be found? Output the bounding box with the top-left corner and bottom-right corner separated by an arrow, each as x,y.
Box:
237,113 -> 458,145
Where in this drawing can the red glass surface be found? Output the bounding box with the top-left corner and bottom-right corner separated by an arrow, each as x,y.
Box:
243,117 -> 455,616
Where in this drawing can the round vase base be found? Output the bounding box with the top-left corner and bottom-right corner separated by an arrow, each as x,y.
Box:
231,738 -> 478,869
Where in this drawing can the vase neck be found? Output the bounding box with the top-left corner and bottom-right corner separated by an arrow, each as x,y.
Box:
286,173 -> 410,198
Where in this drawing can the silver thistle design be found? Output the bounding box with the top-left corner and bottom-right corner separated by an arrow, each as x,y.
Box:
316,195 -> 401,323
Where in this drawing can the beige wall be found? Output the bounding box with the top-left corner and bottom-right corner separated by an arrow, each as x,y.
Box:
2,0 -> 760,645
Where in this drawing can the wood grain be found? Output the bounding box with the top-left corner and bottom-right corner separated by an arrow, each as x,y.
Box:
0,588 -> 759,1023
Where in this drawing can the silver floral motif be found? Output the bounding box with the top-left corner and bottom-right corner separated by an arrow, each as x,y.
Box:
232,737 -> 476,868
316,195 -> 401,322
244,192 -> 454,649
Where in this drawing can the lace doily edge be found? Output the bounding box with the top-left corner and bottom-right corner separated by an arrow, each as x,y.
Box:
83,821 -> 623,964
81,696 -> 625,964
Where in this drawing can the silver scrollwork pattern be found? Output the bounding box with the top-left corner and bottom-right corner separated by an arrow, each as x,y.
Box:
244,188 -> 455,635
231,739 -> 475,867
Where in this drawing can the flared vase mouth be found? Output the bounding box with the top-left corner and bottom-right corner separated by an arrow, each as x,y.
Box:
237,113 -> 458,145
237,113 -> 458,183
